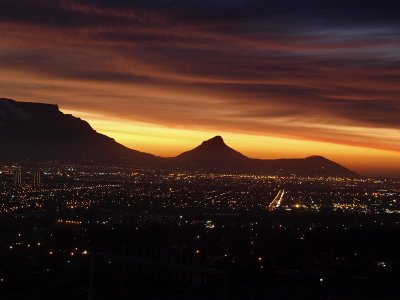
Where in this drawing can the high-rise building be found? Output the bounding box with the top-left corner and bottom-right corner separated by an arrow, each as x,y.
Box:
14,169 -> 22,185
33,171 -> 42,186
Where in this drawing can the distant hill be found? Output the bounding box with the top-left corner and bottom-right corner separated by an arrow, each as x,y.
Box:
0,98 -> 356,176
0,98 -> 155,162
175,136 -> 356,177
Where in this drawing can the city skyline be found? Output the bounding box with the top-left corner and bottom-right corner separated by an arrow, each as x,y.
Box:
0,1 -> 399,176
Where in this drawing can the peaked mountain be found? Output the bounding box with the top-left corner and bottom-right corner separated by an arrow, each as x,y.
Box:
175,136 -> 356,176
0,98 -> 155,162
176,136 -> 248,166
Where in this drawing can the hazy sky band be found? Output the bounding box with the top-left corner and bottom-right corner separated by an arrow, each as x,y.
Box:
0,0 -> 399,175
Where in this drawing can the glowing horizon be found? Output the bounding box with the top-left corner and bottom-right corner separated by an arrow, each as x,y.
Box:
60,107 -> 400,177
0,1 -> 399,177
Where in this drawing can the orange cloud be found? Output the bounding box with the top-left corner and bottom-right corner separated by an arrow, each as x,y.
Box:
0,0 -> 399,176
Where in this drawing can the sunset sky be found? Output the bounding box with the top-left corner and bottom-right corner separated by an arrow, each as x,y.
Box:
0,0 -> 399,176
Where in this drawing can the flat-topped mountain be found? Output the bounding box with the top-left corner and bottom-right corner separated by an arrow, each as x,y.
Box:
0,98 -> 356,176
0,98 -> 155,162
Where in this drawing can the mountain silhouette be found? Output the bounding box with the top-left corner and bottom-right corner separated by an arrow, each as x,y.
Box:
0,98 -> 155,162
175,136 -> 356,176
176,136 -> 248,166
0,98 -> 356,176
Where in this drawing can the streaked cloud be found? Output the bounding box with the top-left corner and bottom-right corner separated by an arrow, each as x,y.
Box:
0,0 -> 399,175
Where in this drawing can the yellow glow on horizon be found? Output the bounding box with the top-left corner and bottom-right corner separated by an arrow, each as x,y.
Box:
63,108 -> 400,176
1,18 -> 400,179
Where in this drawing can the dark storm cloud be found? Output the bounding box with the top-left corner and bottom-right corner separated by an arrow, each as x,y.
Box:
1,0 -> 400,29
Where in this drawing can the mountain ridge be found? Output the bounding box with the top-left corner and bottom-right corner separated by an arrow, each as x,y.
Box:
174,135 -> 355,176
0,98 -> 155,162
0,98 -> 356,177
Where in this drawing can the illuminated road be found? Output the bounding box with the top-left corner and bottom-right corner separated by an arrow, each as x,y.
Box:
267,190 -> 285,211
